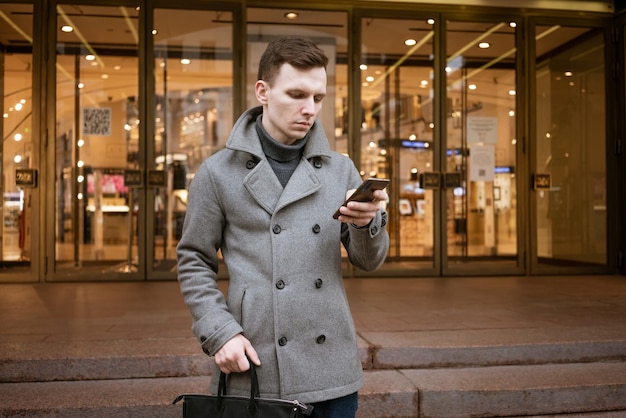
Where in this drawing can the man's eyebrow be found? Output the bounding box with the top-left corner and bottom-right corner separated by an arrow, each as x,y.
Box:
286,87 -> 325,95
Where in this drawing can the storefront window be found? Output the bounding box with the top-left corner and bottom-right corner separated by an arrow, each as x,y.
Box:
534,25 -> 606,267
54,4 -> 139,275
152,8 -> 233,271
0,3 -> 33,275
446,19 -> 518,263
360,16 -> 435,262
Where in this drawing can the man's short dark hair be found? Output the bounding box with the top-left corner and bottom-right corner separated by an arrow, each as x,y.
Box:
257,36 -> 329,85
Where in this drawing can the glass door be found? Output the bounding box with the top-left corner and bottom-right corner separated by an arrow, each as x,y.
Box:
51,3 -> 141,280
531,21 -> 610,273
359,13 -> 437,275
443,17 -> 521,275
0,3 -> 36,282
148,6 -> 234,278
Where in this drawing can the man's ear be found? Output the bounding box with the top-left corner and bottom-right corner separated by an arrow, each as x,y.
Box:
255,80 -> 268,104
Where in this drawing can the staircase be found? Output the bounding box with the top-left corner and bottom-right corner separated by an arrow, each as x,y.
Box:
2,326 -> 626,417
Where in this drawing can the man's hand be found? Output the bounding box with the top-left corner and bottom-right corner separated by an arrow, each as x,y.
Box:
214,334 -> 261,374
336,189 -> 388,227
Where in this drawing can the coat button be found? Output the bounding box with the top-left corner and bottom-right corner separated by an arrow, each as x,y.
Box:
316,335 -> 326,344
371,226 -> 378,235
272,225 -> 282,234
278,337 -> 288,346
246,160 -> 257,169
312,224 -> 321,234
315,278 -> 323,289
313,159 -> 323,169
276,280 -> 285,289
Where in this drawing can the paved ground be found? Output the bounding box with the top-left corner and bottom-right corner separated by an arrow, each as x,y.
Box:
1,274 -> 625,345
2,274 -> 626,417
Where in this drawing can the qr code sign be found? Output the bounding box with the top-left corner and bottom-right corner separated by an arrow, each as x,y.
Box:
82,107 -> 112,136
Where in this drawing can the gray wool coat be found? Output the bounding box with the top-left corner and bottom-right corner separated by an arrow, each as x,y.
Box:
176,106 -> 389,404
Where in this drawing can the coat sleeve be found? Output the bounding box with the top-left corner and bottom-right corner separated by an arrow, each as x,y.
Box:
176,162 -> 243,356
340,169 -> 390,271
341,209 -> 389,271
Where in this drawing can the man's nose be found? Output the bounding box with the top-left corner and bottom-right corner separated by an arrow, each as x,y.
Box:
301,97 -> 316,115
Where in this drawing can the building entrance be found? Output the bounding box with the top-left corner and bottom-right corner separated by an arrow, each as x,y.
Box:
0,1 -> 617,282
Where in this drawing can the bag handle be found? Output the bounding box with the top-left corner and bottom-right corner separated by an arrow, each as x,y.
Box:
217,361 -> 260,414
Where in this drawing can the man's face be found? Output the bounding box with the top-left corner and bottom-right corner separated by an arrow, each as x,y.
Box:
255,63 -> 327,145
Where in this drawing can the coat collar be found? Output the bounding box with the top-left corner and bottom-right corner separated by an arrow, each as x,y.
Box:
226,106 -> 333,160
226,106 -> 332,214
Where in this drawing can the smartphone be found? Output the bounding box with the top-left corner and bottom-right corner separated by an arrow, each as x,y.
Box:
333,178 -> 390,219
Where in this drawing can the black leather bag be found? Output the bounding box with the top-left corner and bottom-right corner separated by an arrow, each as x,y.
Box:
173,363 -> 314,418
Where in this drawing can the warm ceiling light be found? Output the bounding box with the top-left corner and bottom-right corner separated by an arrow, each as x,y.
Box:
61,25 -> 73,33
359,64 -> 368,70
405,38 -> 417,46
152,29 -> 158,35
427,18 -> 435,25
564,71 -> 573,77
284,12 -> 299,20
468,84 -> 477,90
85,55 -> 95,61
180,58 -> 191,65
509,22 -> 517,28
478,42 -> 490,49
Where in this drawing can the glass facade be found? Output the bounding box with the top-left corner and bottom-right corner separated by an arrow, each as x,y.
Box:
1,3 -> 33,279
533,24 -> 607,271
54,5 -> 140,276
151,7 -> 234,273
445,19 -> 519,273
0,1 -> 621,281
360,15 -> 435,268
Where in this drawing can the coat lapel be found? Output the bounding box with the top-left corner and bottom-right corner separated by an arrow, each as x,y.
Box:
275,159 -> 321,212
243,158 -> 321,215
243,160 -> 283,215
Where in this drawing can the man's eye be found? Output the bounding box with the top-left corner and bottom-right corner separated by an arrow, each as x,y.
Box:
314,96 -> 324,103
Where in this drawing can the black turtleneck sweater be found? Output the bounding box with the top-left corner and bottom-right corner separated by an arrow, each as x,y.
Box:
256,116 -> 308,188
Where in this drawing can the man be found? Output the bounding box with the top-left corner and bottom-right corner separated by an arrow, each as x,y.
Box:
176,35 -> 389,418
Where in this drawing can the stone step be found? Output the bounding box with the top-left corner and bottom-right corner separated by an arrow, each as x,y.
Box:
4,327 -> 626,383
1,363 -> 626,418
402,361 -> 626,418
360,327 -> 626,369
0,338 -> 210,383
